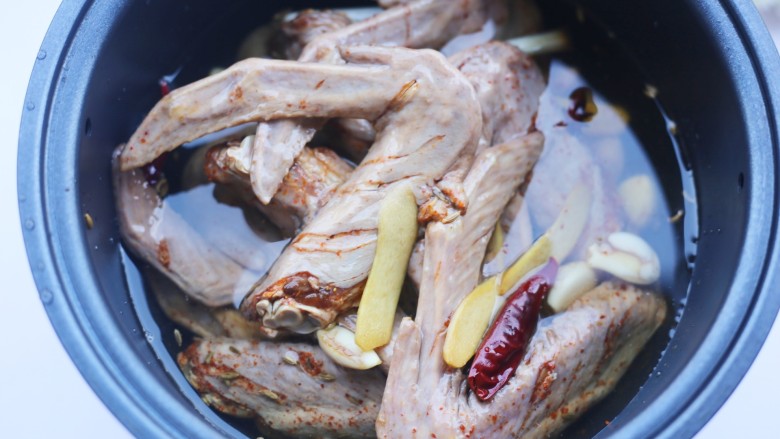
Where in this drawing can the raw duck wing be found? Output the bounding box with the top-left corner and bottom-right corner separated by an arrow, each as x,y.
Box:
114,149 -> 254,306
376,131 -> 664,437
249,0 -> 506,204
240,46 -> 482,333
179,337 -> 385,438
205,140 -> 352,235
377,282 -> 665,437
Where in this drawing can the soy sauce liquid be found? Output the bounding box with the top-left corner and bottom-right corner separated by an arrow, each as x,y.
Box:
121,3 -> 696,438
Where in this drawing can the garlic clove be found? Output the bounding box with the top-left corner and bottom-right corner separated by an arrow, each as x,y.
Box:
546,261 -> 597,312
317,325 -> 382,370
618,174 -> 656,228
547,184 -> 592,263
587,232 -> 660,285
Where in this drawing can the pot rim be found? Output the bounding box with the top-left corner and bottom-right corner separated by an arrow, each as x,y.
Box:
17,1 -> 780,438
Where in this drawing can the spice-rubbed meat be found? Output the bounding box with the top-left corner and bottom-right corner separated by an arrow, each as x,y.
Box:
113,149 -> 258,307
388,132 -> 544,388
268,9 -> 380,162
378,283 -> 665,437
118,46 -> 479,173
215,41 -> 544,225
375,128 -> 665,436
179,338 -> 385,438
377,0 -> 415,7
197,43 -> 543,303
270,9 -> 353,60
205,141 -> 353,235
449,41 -> 544,149
146,268 -> 267,340
431,40 -> 545,215
118,46 -> 480,312
237,42 -> 543,331
208,40 -> 543,246
116,138 -> 351,309
238,46 -> 482,333
246,0 -> 506,204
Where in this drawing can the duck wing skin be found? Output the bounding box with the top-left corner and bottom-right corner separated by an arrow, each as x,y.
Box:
249,0 -> 505,204
114,150 -> 252,307
448,41 -> 545,149
374,112 -> 662,439
240,46 -> 482,334
375,134 -> 544,371
372,136 -> 543,436
417,134 -> 544,369
271,9 -> 353,60
434,41 -> 545,214
121,46 -> 468,309
299,0 -> 504,64
412,41 -> 544,280
205,141 -> 352,235
118,138 -> 349,309
221,41 -> 545,220
375,112 -> 664,437
146,268 -> 269,340
377,282 -> 666,438
179,338 -> 385,438
120,51 -> 428,171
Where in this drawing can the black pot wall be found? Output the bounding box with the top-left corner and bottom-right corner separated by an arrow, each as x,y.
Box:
18,1 -> 780,438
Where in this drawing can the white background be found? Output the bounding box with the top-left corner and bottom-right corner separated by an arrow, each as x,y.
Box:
1,1 -> 777,438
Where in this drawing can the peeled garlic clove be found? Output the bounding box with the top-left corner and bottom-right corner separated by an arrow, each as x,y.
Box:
587,232 -> 660,285
506,29 -> 571,56
317,325 -> 382,370
547,184 -> 592,263
546,262 -> 598,312
618,175 -> 656,228
443,278 -> 498,368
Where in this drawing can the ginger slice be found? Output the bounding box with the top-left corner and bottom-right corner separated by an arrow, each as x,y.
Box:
355,184 -> 418,350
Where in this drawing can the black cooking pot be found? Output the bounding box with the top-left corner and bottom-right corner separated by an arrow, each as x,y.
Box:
18,0 -> 780,437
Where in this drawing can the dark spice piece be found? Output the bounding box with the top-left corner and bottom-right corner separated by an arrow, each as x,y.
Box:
297,350 -> 324,377
567,87 -> 598,122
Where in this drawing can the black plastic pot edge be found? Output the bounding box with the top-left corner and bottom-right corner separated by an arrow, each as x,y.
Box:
17,1 -> 780,438
17,1 -> 222,438
614,2 -> 780,436
648,2 -> 780,435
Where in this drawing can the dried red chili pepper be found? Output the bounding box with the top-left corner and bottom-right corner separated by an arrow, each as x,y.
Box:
468,258 -> 558,401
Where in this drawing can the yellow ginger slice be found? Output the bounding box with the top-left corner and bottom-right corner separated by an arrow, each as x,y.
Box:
355,184 -> 418,350
442,278 -> 499,368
